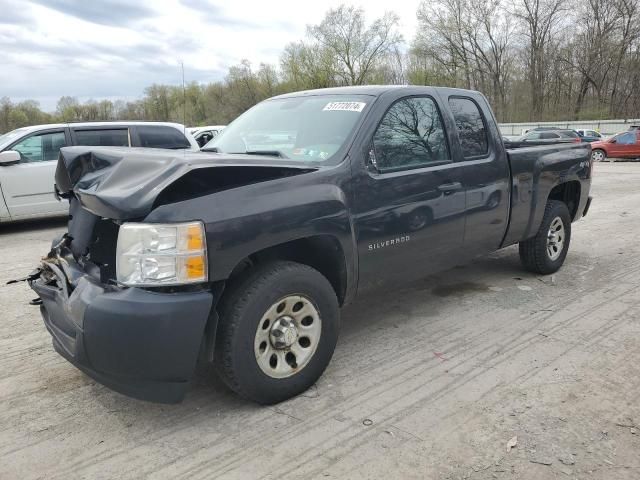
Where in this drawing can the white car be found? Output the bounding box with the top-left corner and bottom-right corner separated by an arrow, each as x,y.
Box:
0,122 -> 198,223
189,125 -> 226,147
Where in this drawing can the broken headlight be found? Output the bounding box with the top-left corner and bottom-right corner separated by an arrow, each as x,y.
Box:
116,222 -> 207,286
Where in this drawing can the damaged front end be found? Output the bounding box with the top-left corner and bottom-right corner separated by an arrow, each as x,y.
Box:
22,146 -> 317,402
27,224 -> 213,403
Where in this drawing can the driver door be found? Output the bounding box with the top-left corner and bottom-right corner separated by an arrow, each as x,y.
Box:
352,94 -> 466,292
0,128 -> 69,218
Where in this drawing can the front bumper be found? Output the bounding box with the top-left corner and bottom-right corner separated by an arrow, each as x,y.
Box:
29,255 -> 213,403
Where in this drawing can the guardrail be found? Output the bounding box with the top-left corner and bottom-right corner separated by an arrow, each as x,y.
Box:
498,119 -> 640,136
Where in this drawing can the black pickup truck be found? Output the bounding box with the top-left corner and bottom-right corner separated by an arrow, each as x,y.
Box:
26,86 -> 592,404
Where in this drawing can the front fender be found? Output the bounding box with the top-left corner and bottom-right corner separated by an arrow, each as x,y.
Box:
144,174 -> 355,290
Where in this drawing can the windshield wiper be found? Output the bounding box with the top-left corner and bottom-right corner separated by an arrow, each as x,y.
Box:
244,150 -> 289,159
200,146 -> 219,152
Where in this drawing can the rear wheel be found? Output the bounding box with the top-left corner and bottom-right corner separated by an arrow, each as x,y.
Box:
591,149 -> 606,162
519,200 -> 572,275
215,261 -> 339,404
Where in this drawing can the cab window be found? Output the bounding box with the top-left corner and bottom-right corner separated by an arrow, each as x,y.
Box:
11,131 -> 67,162
372,96 -> 449,172
448,97 -> 489,158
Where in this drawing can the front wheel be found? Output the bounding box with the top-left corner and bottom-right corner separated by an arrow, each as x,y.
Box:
215,261 -> 340,404
591,149 -> 606,162
519,200 -> 572,275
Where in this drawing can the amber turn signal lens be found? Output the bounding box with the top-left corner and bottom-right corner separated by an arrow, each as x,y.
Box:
187,224 -> 204,250
185,255 -> 206,280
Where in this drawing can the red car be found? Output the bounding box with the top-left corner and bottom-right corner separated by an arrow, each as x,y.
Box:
590,130 -> 640,161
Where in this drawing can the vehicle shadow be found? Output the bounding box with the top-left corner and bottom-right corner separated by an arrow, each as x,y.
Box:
88,246 -> 532,418
0,216 -> 67,235
185,247 -> 528,402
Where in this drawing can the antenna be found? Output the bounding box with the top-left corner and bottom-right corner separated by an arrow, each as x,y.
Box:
181,60 -> 186,137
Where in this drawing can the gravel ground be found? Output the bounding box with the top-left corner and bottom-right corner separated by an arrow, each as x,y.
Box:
1,163 -> 639,480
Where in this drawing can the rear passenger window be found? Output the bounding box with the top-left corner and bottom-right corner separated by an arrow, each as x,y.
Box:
137,126 -> 191,149
372,97 -> 449,172
448,97 -> 488,158
541,132 -> 560,139
75,129 -> 129,147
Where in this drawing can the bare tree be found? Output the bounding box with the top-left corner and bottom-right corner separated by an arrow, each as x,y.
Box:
308,5 -> 402,85
280,41 -> 339,88
513,0 -> 567,120
415,0 -> 475,89
414,0 -> 515,117
608,0 -> 640,116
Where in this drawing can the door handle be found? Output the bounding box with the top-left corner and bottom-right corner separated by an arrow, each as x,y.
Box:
437,182 -> 463,194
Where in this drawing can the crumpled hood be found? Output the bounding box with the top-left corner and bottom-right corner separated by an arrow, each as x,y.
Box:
55,147 -> 317,220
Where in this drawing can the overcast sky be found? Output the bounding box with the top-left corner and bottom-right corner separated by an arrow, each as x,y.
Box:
0,0 -> 419,111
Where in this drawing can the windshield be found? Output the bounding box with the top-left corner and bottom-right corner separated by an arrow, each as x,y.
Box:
203,95 -> 371,164
0,127 -> 31,147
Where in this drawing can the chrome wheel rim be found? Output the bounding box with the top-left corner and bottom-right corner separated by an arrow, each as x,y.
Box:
254,295 -> 322,379
591,150 -> 604,162
547,216 -> 565,261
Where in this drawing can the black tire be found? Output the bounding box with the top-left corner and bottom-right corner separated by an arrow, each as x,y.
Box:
591,149 -> 606,162
215,261 -> 340,404
519,200 -> 572,275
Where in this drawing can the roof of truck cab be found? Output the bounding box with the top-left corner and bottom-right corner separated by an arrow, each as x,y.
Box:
270,85 -> 483,99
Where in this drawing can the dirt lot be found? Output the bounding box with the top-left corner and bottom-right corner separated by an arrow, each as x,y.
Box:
1,163 -> 639,480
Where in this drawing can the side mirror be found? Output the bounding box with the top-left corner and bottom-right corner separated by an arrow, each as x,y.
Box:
610,139 -> 617,144
0,150 -> 20,166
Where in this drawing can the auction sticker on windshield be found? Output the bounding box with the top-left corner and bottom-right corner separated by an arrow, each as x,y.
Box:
323,102 -> 366,112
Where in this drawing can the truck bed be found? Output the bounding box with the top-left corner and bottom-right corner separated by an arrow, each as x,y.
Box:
503,142 -> 592,247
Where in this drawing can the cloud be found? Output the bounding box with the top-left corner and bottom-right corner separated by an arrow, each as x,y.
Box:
0,0 -> 36,25
179,0 -> 295,30
27,0 -> 156,26
0,10 -> 32,25
0,0 -> 419,111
